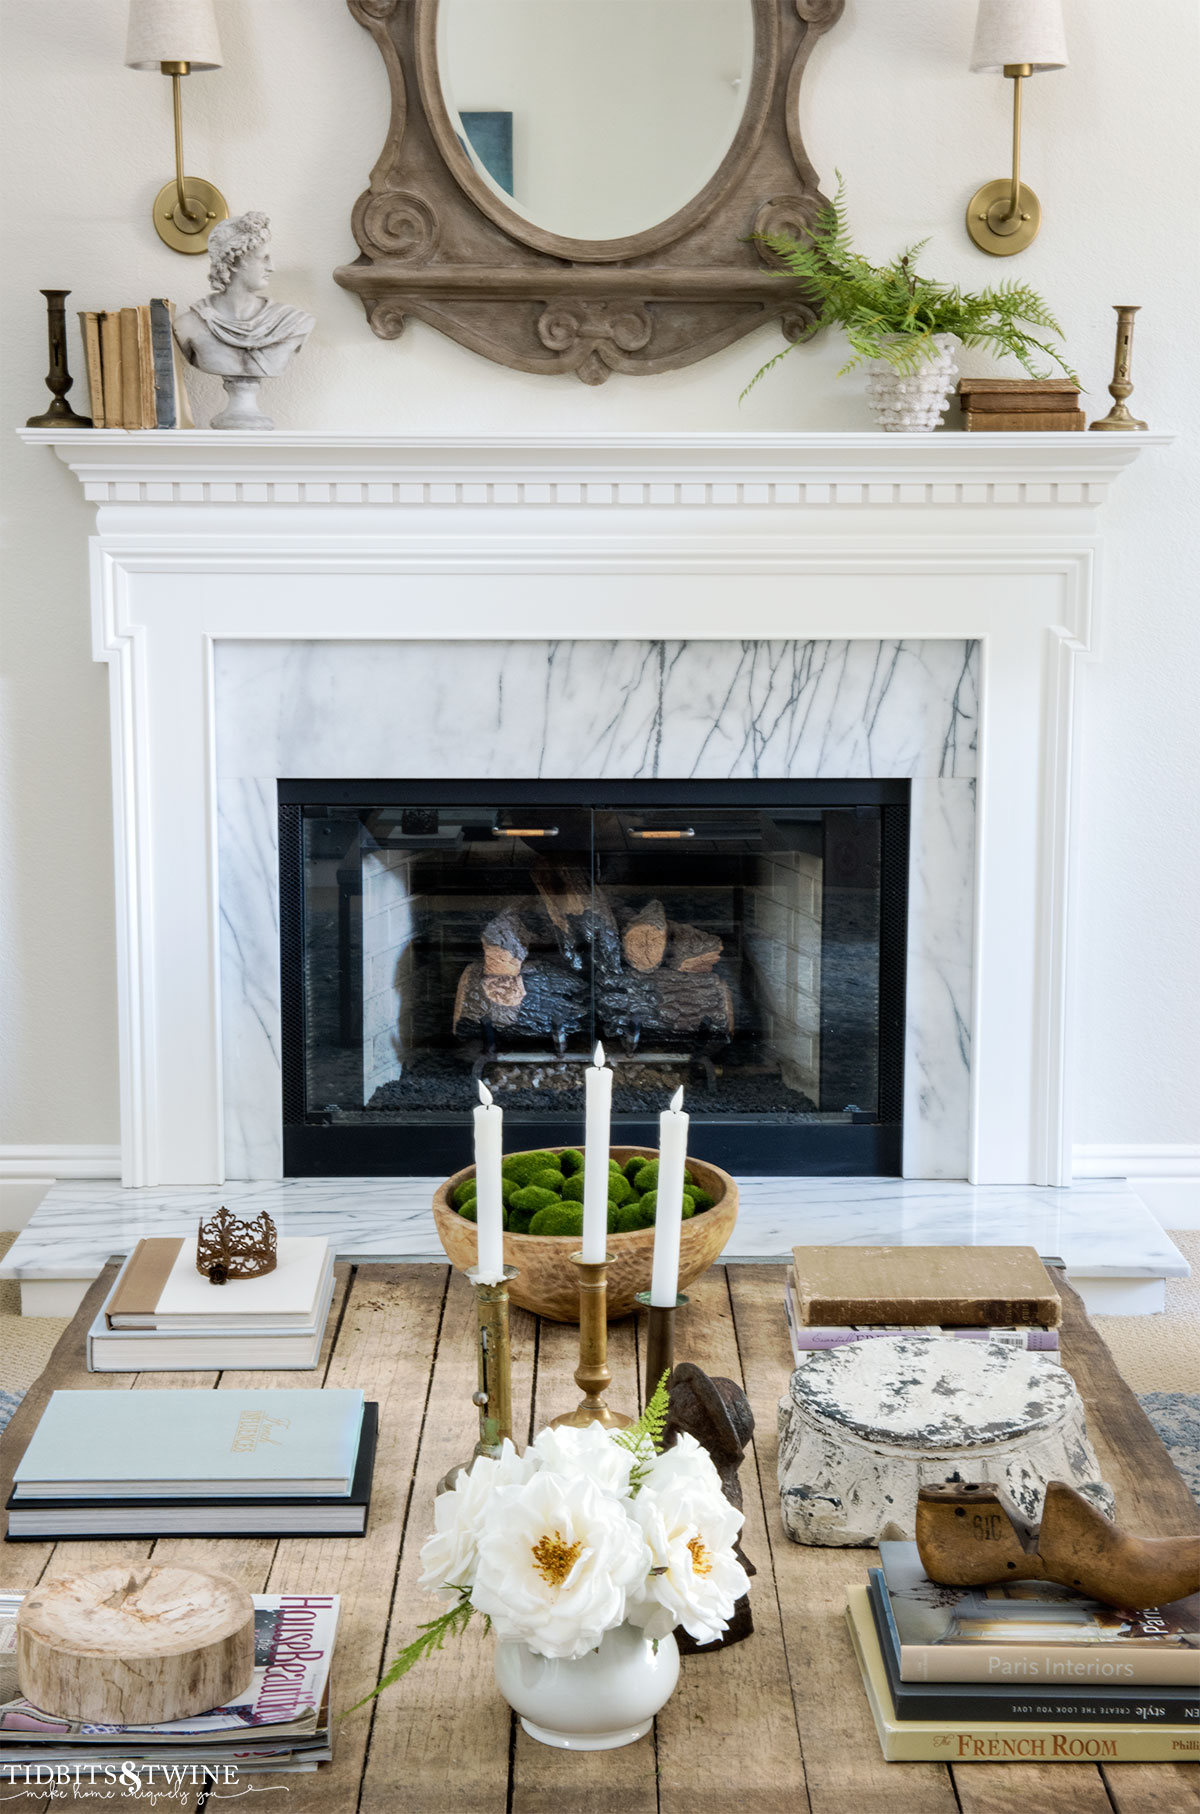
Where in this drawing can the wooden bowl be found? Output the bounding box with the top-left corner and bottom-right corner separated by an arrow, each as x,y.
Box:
432,1146 -> 738,1323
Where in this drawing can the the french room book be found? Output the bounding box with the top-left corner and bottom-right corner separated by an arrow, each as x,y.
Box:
877,1541 -> 1200,1686
11,1388 -> 364,1499
104,1236 -> 332,1328
847,1589 -> 1199,1764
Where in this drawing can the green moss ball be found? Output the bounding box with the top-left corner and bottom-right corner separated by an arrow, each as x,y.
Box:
530,1167 -> 566,1193
528,1202 -> 585,1238
451,1178 -> 478,1212
611,1198 -> 655,1233
506,1206 -> 534,1235
607,1173 -> 633,1206
635,1188 -> 696,1224
508,1184 -> 561,1216
501,1150 -> 561,1187
560,1174 -> 584,1202
628,1159 -> 694,1195
623,1156 -> 649,1182
457,1198 -> 478,1223
688,1187 -> 715,1214
559,1147 -> 585,1176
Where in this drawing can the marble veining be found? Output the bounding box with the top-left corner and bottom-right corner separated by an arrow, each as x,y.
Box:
2,1178 -> 1185,1283
215,638 -> 978,1181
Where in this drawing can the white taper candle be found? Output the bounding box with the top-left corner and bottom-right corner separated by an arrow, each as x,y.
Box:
582,1042 -> 613,1262
649,1085 -> 689,1307
473,1081 -> 505,1284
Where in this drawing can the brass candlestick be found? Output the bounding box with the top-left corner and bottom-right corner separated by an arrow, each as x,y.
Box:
635,1290 -> 689,1402
438,1264 -> 518,1494
1090,306 -> 1148,431
26,290 -> 92,429
550,1254 -> 632,1430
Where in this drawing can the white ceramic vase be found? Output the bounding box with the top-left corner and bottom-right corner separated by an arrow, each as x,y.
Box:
493,1621 -> 680,1750
864,333 -> 958,432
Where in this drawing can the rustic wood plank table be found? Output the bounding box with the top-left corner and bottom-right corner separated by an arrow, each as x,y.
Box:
3,1263 -> 1197,1813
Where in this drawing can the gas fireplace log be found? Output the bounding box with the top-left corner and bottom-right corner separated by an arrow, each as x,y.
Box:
597,969 -> 734,1044
482,910 -> 530,977
531,861 -> 623,977
453,957 -> 587,1041
622,899 -> 668,972
666,922 -> 723,973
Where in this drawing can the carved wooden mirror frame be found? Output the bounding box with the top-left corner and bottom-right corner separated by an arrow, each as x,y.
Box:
334,0 -> 843,384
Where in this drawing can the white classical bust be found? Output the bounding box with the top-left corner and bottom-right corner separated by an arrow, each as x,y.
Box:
174,212 -> 314,429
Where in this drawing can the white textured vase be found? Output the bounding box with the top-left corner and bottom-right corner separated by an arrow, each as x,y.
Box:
864,333 -> 958,432
493,1622 -> 680,1750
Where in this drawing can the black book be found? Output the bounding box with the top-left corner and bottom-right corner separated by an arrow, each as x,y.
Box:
5,1403 -> 378,1541
868,1575 -> 1198,1727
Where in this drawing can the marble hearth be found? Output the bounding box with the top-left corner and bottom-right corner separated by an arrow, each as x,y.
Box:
6,430 -> 1185,1316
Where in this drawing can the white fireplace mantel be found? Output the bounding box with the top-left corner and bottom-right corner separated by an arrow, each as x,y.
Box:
22,428 -> 1170,1193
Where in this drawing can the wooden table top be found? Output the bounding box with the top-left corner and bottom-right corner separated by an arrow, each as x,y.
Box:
3,1262 -> 1197,1814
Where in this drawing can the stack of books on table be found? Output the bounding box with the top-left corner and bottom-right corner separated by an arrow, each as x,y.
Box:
88,1234 -> 334,1371
0,1590 -> 338,1775
786,1244 -> 1062,1366
847,1542 -> 1200,1763
6,1387 -> 377,1540
76,301 -> 193,429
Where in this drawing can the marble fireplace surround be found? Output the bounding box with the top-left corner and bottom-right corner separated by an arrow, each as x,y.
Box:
29,430 -> 1166,1192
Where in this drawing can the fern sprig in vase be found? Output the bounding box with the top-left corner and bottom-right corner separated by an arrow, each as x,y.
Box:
746,181 -> 1078,430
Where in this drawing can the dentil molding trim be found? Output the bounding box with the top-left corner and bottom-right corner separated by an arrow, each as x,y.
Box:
23,430 -> 1169,511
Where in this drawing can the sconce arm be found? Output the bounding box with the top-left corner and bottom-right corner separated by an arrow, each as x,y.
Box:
160,60 -> 203,225
1004,63 -> 1033,224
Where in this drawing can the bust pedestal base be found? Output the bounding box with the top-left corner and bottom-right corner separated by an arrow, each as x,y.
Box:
211,376 -> 274,431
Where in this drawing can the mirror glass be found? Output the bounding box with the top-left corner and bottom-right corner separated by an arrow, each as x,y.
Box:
437,0 -> 754,242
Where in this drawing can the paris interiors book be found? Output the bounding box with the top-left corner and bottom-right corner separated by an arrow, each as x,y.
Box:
11,1389 -> 365,1499
877,1542 -> 1200,1687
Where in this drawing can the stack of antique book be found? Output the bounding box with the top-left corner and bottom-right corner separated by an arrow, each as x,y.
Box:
6,1387 -> 377,1540
785,1245 -> 1062,1366
87,1234 -> 335,1371
958,377 -> 1084,431
847,1543 -> 1199,1761
0,1590 -> 339,1774
76,300 -> 193,428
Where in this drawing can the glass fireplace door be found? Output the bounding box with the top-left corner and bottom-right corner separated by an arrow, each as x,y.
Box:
280,781 -> 908,1176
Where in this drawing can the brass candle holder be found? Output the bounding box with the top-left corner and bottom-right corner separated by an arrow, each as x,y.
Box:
550,1254 -> 632,1430
438,1264 -> 519,1494
1090,305 -> 1147,432
635,1290 -> 689,1402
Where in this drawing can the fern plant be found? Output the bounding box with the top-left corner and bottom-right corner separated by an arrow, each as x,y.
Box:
744,178 -> 1078,398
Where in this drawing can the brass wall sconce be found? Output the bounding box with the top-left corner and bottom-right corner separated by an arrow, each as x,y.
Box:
967,0 -> 1068,257
126,0 -> 228,254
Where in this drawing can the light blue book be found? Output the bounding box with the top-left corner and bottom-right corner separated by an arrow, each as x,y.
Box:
13,1389 -> 364,1499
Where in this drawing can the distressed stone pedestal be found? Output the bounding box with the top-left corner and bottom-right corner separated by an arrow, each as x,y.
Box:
777,1336 -> 1114,1547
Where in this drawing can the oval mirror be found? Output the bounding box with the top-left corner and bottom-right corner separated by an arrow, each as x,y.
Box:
436,0 -> 755,243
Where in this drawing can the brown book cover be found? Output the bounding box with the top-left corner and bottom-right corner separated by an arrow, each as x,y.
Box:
790,1245 -> 1061,1328
959,392 -> 1081,415
958,378 -> 1081,396
136,304 -> 157,429
99,311 -> 122,428
118,307 -> 141,431
964,410 -> 1085,432
104,1237 -> 184,1327
77,312 -> 105,427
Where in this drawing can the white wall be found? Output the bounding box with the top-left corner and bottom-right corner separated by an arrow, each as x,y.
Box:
2,0 -> 1198,1174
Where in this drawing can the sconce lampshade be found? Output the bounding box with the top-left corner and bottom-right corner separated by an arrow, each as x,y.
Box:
125,0 -> 223,71
970,0 -> 1068,73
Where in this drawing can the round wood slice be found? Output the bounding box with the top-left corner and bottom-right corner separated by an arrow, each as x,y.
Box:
17,1564 -> 255,1724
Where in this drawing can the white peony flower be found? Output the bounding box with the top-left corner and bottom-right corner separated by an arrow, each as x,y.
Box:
418,1438 -> 533,1598
529,1419 -> 635,1498
470,1468 -> 651,1659
627,1450 -> 750,1646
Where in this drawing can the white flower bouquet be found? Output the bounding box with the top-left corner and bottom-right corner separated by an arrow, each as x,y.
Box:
365,1381 -> 751,1702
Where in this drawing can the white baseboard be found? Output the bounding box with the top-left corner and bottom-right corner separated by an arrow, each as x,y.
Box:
0,1145 -> 122,1181
1072,1143 -> 1200,1180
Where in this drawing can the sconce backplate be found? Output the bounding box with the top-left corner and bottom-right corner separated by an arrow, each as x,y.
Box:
153,178 -> 229,255
966,180 -> 1041,256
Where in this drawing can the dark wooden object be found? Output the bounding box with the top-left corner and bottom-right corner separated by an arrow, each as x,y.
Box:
621,900 -> 668,972
667,922 -> 724,973
916,1477 -> 1200,1609
4,1263 -> 1196,1812
662,1360 -> 757,1650
334,0 -> 844,383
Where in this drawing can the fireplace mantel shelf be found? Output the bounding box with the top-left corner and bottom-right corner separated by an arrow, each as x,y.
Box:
23,428 -> 1170,511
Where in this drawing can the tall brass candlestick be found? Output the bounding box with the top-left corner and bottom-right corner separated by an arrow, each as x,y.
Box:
550,1254 -> 632,1430
636,1290 -> 688,1403
438,1264 -> 518,1494
1090,305 -> 1147,431
26,289 -> 92,429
